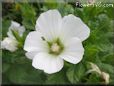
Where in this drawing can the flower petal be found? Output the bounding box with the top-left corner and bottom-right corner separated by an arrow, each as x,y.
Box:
17,26 -> 25,37
35,10 -> 62,41
1,37 -> 18,52
60,37 -> 84,64
10,21 -> 20,27
24,31 -> 48,52
61,14 -> 90,41
32,52 -> 64,74
101,72 -> 110,84
25,51 -> 38,59
89,62 -> 101,75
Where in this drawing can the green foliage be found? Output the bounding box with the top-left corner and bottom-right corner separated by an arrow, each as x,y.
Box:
2,20 -> 10,38
2,1 -> 114,85
8,64 -> 46,84
2,50 -> 46,84
86,73 -> 102,84
19,3 -> 36,30
46,68 -> 69,84
66,63 -> 86,84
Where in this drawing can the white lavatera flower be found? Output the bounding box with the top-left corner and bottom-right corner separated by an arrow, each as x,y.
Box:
87,62 -> 110,84
1,37 -> 18,52
24,9 -> 90,74
1,21 -> 25,52
7,21 -> 25,39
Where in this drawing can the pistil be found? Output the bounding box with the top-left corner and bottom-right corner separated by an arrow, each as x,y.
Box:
51,43 -> 60,53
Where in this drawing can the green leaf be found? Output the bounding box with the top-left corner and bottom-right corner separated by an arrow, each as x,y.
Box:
2,49 -> 27,64
84,45 -> 99,61
105,7 -> 114,19
66,62 -> 86,83
101,53 -> 114,65
74,8 -> 83,19
22,19 -> 35,30
98,63 -> 114,75
19,3 -> 36,30
86,73 -> 102,84
8,64 -> 46,84
44,0 -> 58,9
58,4 -> 74,16
2,63 -> 10,73
46,68 -> 69,84
2,20 -> 10,38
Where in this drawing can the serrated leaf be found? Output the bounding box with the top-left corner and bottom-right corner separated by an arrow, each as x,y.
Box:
98,63 -> 114,75
19,3 -> 36,30
66,62 -> 86,83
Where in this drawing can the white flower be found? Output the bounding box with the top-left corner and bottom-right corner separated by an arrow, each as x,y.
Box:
87,62 -> 110,84
7,21 -> 25,39
1,37 -> 18,52
24,10 -> 90,74
1,21 -> 25,52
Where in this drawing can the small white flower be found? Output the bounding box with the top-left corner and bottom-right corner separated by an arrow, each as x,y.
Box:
24,10 -> 90,74
1,37 -> 18,52
1,21 -> 25,52
7,21 -> 25,39
87,62 -> 110,84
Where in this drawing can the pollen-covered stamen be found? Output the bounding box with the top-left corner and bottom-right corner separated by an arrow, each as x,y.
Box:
51,43 -> 60,53
47,38 -> 64,55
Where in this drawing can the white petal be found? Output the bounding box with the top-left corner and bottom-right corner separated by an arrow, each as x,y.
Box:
1,37 -> 18,52
25,51 -> 38,59
60,37 -> 84,64
89,62 -> 101,75
10,21 -> 20,27
61,14 -> 90,41
32,52 -> 64,74
24,31 -> 48,52
35,10 -> 62,41
101,72 -> 110,84
17,26 -> 25,37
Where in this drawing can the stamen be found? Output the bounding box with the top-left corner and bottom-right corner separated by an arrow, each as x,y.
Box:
51,43 -> 60,53
47,38 -> 64,55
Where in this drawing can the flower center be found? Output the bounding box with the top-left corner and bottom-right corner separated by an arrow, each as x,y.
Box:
51,43 -> 60,53
47,38 -> 64,55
